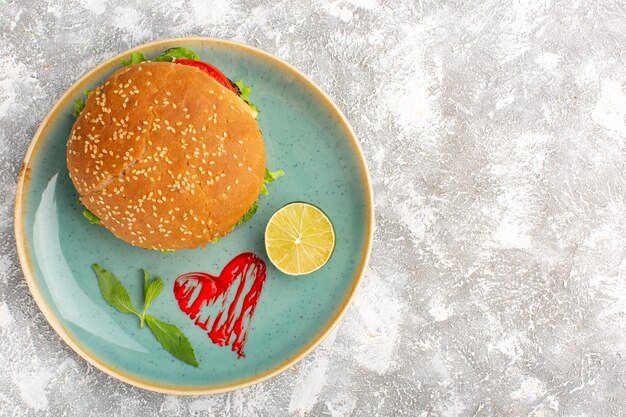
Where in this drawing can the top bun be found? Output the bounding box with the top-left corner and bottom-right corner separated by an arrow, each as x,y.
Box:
67,61 -> 266,250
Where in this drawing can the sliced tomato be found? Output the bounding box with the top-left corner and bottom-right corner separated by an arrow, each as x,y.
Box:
174,59 -> 238,94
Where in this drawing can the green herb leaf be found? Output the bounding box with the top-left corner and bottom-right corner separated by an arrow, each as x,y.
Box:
154,47 -> 200,62
82,208 -> 101,224
142,269 -> 150,299
236,200 -> 259,226
94,264 -> 199,366
260,183 -> 269,195
264,168 -> 284,183
73,97 -> 84,118
160,249 -> 175,254
211,236 -> 221,244
145,316 -> 199,367
234,79 -> 261,114
121,51 -> 146,66
92,264 -> 140,316
144,276 -> 164,312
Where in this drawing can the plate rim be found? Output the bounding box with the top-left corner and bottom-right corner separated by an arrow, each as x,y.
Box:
14,37 -> 374,395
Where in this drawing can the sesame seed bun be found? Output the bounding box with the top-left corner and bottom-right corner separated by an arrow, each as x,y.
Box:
67,62 -> 266,250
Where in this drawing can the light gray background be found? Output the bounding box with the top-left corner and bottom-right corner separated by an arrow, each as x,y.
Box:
1,0 -> 625,415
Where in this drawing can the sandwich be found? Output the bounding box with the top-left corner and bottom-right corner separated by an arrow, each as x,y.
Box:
67,47 -> 282,250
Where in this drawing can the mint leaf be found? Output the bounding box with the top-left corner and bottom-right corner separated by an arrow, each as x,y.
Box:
83,208 -> 100,224
140,270 -> 163,328
142,269 -> 150,299
144,276 -> 164,312
93,264 -> 199,366
73,97 -> 84,118
92,264 -> 140,316
154,47 -> 200,62
110,285 -> 139,315
236,200 -> 259,226
234,79 -> 261,114
145,316 -> 199,367
264,168 -> 284,183
121,51 -> 146,66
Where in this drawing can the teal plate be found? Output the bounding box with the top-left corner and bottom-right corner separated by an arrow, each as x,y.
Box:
15,38 -> 373,394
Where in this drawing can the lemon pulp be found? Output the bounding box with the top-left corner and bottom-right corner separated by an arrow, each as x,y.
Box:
265,202 -> 335,275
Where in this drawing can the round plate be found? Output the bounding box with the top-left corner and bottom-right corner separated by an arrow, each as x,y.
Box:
14,38 -> 373,395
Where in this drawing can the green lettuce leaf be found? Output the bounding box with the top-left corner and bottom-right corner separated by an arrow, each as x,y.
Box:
73,89 -> 93,118
73,98 -> 84,118
264,168 -> 284,183
154,47 -> 200,62
234,80 -> 261,114
121,51 -> 146,66
234,79 -> 251,101
236,200 -> 259,226
83,208 -> 101,224
260,168 -> 285,195
235,167 -> 284,224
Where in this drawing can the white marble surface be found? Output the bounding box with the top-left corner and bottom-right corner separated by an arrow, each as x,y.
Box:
1,0 -> 625,415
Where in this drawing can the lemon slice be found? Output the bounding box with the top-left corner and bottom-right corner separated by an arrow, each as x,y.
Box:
265,202 -> 336,275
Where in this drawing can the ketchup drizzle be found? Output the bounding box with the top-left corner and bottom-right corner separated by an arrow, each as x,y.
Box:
173,253 -> 267,358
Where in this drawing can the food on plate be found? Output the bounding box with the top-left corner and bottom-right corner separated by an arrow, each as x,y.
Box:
92,264 -> 198,366
67,47 -> 282,250
174,252 -> 267,358
265,202 -> 336,275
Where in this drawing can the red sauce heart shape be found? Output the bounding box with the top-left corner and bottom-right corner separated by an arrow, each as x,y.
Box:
173,252 -> 267,358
